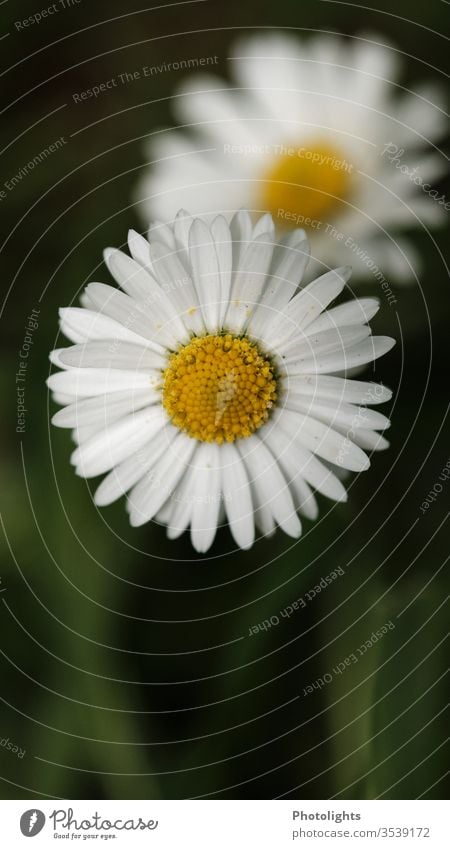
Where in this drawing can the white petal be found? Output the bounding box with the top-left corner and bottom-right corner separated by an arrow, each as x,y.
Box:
173,209 -> 194,260
85,282 -> 177,351
71,424 -> 98,445
350,34 -> 400,104
49,349 -> 71,369
224,233 -> 274,333
248,231 -> 310,337
263,266 -> 351,349
263,421 -> 347,503
47,368 -> 157,397
94,425 -> 177,506
71,406 -> 167,478
229,209 -> 252,270
58,340 -> 165,371
285,374 -> 393,405
127,229 -> 152,269
79,291 -> 95,310
103,251 -> 190,344
231,32 -> 310,122
52,389 -> 158,429
395,82 -> 447,146
288,476 -> 318,521
221,442 -> 255,549
175,77 -> 256,148
252,212 -> 275,240
58,323 -> 86,344
166,462 -> 199,539
340,428 -> 390,452
285,336 -> 395,375
104,248 -> 154,299
261,426 -> 319,519
52,392 -> 75,406
189,218 -> 222,332
148,219 -> 176,249
155,498 -> 177,528
128,433 -> 196,526
284,395 -> 390,432
249,479 -> 276,537
305,298 -> 380,335
272,408 -> 370,472
190,443 -> 222,553
59,307 -> 152,347
238,435 -> 301,537
149,240 -> 205,336
279,325 -> 371,362
210,215 -> 232,325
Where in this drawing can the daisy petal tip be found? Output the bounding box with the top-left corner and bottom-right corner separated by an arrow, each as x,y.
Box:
339,448 -> 371,474
51,409 -> 65,427
69,444 -> 80,463
191,525 -> 218,553
103,247 -> 116,263
385,336 -> 396,352
93,488 -> 114,508
166,526 -> 183,541
72,458 -> 101,479
235,528 -> 255,550
297,230 -> 310,248
288,518 -> 303,539
255,211 -> 275,233
128,511 -> 145,528
374,336 -> 396,360
190,216 -> 209,238
340,265 -> 353,281
191,540 -> 210,555
305,503 -> 320,521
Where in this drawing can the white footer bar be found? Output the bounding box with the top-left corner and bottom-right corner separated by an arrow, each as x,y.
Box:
0,799 -> 445,848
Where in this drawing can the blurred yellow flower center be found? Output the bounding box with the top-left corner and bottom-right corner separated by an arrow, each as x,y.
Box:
261,140 -> 352,225
162,334 -> 277,443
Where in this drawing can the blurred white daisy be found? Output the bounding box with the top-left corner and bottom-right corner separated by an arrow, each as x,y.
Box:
136,32 -> 446,280
48,210 -> 395,552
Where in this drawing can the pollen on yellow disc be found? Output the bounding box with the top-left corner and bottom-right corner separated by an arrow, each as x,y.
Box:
162,334 -> 278,443
261,140 -> 353,225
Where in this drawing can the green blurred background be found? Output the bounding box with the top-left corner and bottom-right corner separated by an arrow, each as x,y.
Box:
0,0 -> 448,800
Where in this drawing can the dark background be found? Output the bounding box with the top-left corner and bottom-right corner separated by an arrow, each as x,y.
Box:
0,0 -> 448,799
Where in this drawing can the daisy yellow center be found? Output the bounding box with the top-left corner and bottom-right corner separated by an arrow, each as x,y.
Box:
261,140 -> 352,225
162,334 -> 277,443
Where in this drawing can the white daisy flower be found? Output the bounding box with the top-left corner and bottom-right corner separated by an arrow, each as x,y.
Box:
136,32 -> 446,281
47,210 -> 395,552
